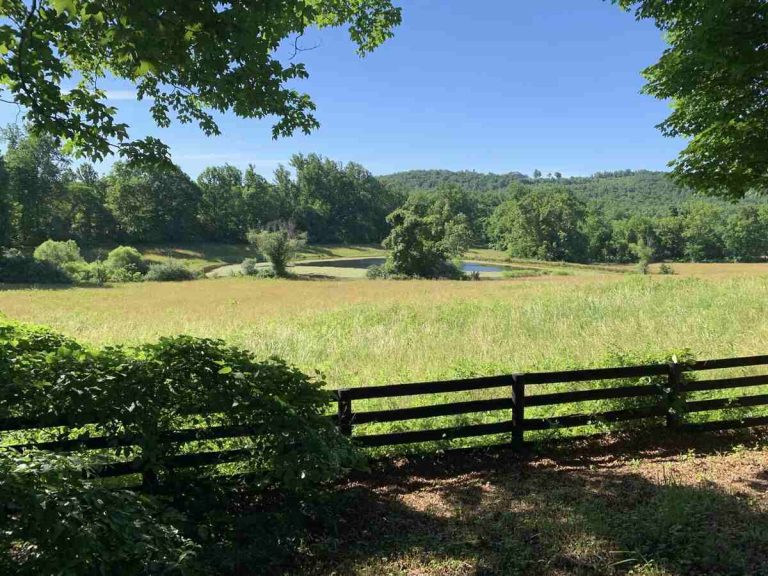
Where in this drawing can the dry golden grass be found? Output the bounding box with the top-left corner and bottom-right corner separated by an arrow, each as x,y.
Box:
649,261 -> 768,277
3,271 -> 768,390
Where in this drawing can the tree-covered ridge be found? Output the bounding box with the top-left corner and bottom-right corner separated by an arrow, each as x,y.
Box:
381,169 -> 768,218
379,169 -> 528,194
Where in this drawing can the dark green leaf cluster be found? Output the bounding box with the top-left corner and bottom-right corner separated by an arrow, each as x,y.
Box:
0,449 -> 200,576
617,1 -> 768,198
0,0 -> 401,163
0,320 -> 359,491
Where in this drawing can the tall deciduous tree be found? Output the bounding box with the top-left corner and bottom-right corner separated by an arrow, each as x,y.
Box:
197,165 -> 246,241
617,0 -> 768,198
106,162 -> 201,242
382,193 -> 471,278
0,1 -> 401,163
1,125 -> 70,244
488,185 -> 588,262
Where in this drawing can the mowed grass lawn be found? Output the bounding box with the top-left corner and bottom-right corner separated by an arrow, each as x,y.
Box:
2,271 -> 768,388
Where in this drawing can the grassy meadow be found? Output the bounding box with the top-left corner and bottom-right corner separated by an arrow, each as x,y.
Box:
3,272 -> 768,382
0,252 -> 768,444
3,261 -> 768,450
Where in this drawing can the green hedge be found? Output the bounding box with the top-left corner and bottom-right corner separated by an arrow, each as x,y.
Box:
0,320 -> 360,574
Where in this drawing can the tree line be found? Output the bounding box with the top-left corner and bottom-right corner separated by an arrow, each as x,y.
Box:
0,127 -> 401,247
2,126 -> 768,264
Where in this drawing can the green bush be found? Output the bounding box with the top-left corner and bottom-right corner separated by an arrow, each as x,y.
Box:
0,319 -> 361,572
145,260 -> 198,282
0,248 -> 72,284
241,257 -> 266,276
0,320 -> 359,491
106,246 -> 149,275
32,239 -> 84,266
365,263 -> 389,279
659,262 -> 676,275
0,449 -> 200,576
107,266 -> 145,283
366,261 -> 461,280
247,224 -> 306,277
62,260 -> 111,285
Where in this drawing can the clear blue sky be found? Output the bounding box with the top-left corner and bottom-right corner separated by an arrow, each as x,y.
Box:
1,0 -> 685,179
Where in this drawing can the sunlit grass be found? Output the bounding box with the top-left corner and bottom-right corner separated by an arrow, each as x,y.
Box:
3,271 -> 768,451
3,274 -> 768,385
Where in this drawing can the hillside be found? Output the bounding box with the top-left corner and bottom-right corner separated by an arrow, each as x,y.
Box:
379,169 -> 527,194
379,169 -> 768,218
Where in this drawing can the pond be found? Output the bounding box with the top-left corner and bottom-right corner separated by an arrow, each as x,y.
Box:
299,257 -> 508,273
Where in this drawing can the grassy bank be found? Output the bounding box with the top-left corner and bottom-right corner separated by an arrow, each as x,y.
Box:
129,243 -> 387,272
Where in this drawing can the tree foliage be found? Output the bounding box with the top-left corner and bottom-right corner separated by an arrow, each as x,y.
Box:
488,185 -> 588,262
382,189 -> 471,278
247,223 -> 307,277
617,0 -> 768,198
0,0 -> 400,164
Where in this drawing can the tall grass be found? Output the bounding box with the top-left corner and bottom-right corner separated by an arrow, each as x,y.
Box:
2,274 -> 768,385
3,273 -> 768,451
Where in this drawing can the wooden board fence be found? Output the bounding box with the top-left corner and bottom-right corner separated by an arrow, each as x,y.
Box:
3,354 -> 768,487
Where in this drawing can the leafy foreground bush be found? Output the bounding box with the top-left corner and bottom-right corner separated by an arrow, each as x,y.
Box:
0,449 -> 199,576
0,248 -> 73,284
145,260 -> 199,281
0,320 -> 360,573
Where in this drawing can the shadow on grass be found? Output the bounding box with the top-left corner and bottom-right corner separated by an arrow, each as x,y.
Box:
290,430 -> 768,576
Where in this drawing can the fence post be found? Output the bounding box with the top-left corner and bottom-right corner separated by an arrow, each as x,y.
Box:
666,361 -> 683,428
337,388 -> 353,437
142,468 -> 159,493
511,374 -> 525,448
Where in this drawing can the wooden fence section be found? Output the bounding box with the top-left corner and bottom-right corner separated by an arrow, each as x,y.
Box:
335,355 -> 768,448
3,354 -> 768,486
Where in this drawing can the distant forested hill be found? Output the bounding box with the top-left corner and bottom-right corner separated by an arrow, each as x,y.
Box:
379,169 -> 767,218
379,169 -> 527,194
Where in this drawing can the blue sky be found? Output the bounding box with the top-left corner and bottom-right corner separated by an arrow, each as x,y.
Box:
0,0 -> 684,179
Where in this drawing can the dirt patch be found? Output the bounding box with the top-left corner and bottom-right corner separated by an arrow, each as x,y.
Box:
299,430 -> 768,575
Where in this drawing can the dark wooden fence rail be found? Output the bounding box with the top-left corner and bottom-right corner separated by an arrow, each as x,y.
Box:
3,354 -> 768,486
334,355 -> 768,448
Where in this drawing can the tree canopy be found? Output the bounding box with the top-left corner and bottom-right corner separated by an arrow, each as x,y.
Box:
0,0 -> 400,164
617,0 -> 768,198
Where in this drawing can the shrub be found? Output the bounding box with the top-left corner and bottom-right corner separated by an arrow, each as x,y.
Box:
106,246 -> 148,275
0,248 -> 72,284
32,239 -> 84,266
241,257 -> 266,276
62,260 -> 110,285
0,320 -> 361,572
0,320 -> 359,492
252,267 -> 277,279
247,223 -> 306,277
145,260 -> 199,282
366,260 -> 463,280
107,266 -> 145,283
0,449 -> 200,576
659,262 -> 676,275
365,263 -> 389,279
